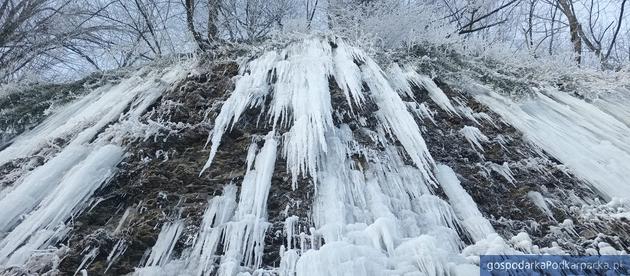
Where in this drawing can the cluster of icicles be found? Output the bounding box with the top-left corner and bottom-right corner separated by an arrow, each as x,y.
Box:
0,64 -> 190,272
135,37 -> 510,276
3,35 -> 628,275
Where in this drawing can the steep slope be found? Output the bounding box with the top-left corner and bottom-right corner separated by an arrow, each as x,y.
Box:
0,62 -> 192,274
0,36 -> 629,275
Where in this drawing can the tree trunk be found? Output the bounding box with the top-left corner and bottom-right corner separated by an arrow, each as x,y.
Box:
207,0 -> 219,42
185,0 -> 207,49
557,0 -> 582,64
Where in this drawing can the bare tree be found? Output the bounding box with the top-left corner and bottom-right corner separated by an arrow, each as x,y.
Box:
523,0 -> 537,50
0,0 -> 116,82
444,0 -> 521,35
556,0 -> 627,65
182,0 -> 221,49
548,1 -> 559,55
220,0 -> 283,41
306,0 -> 318,29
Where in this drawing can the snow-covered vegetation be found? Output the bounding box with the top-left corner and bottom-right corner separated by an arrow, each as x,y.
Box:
1,0 -> 629,83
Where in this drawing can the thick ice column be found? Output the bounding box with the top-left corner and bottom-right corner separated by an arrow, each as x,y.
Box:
436,164 -> 495,242
0,145 -> 89,232
0,145 -> 124,266
219,132 -> 277,275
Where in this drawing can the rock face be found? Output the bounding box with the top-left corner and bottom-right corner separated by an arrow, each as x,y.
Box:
1,37 -> 630,275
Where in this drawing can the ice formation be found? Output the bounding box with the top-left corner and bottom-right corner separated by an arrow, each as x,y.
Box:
2,36 -> 630,275
470,82 -> 630,199
201,38 -> 435,187
531,194 -> 557,223
0,63 -> 189,269
219,132 -> 277,273
459,126 -> 489,153
190,37 -> 494,275
436,165 -> 495,242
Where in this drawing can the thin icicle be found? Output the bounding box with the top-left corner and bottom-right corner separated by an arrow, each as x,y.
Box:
0,145 -> 89,232
472,82 -> 630,199
284,216 -> 299,250
144,220 -> 184,267
459,126 -> 490,152
406,71 -> 458,115
361,57 -> 436,184
132,185 -> 238,276
0,62 -> 189,270
487,162 -> 516,184
185,185 -> 237,276
436,164 -> 495,241
0,64 -> 186,168
527,191 -> 555,220
331,38 -> 367,110
200,52 -> 278,174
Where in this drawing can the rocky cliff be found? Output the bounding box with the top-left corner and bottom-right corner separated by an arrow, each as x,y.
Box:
1,36 -> 630,275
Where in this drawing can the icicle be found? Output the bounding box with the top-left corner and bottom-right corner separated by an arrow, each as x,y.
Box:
185,185 -> 237,276
284,216 -> 299,249
113,208 -> 134,235
105,239 -> 128,273
488,162 -> 516,184
527,191 -> 555,220
471,81 -> 630,199
360,57 -> 436,184
0,64 -> 187,168
200,52 -> 279,175
144,220 -> 184,267
436,164 -> 495,241
0,145 -> 124,266
413,103 -> 437,124
386,64 -> 415,100
0,62 -> 188,270
190,37 -> 501,276
331,38 -> 367,110
271,39 -> 335,188
74,247 -> 99,276
219,132 -> 277,273
459,126 -> 490,153
133,185 -> 238,276
278,248 -> 299,276
0,145 -> 89,232
246,143 -> 259,172
412,195 -> 460,230
405,71 -> 458,115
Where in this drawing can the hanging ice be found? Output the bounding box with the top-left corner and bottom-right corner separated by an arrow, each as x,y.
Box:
436,164 -> 495,242
0,145 -> 124,266
200,37 -> 436,188
0,62 -> 190,270
470,82 -> 630,199
459,126 -> 489,153
219,132 -> 278,274
193,37 -> 501,275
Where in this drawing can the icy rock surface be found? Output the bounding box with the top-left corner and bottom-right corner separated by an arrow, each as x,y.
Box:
469,82 -> 630,200
1,37 -> 630,275
0,62 -> 190,273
